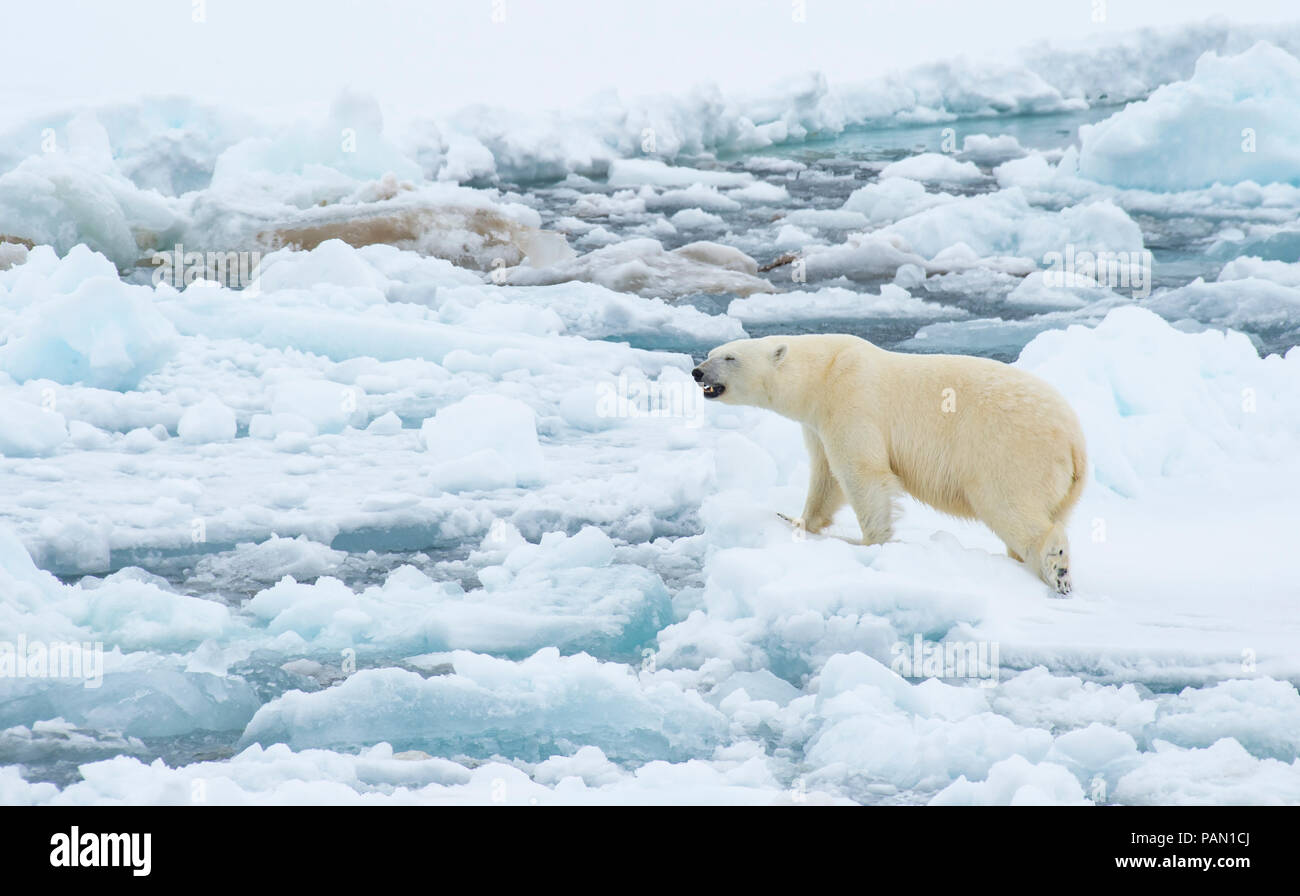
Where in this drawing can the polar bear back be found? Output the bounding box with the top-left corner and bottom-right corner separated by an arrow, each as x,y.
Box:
816,341 -> 1085,522
703,332 -> 1087,589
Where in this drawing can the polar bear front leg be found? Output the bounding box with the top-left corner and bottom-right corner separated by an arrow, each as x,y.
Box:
797,426 -> 845,533
840,473 -> 900,546
826,444 -> 899,546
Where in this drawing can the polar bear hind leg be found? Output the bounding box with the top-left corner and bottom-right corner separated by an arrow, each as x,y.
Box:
974,496 -> 1071,595
1032,522 -> 1072,595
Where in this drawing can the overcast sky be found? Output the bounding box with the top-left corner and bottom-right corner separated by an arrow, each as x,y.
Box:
2,1 -> 1294,124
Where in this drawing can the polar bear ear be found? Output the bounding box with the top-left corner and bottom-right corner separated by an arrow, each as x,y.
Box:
771,343 -> 788,366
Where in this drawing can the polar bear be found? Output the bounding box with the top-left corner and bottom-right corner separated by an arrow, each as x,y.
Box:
692,334 -> 1087,594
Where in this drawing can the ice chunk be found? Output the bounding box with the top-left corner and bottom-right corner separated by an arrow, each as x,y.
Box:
882,189 -> 1144,261
269,379 -> 365,435
246,529 -> 669,659
671,240 -> 761,275
1114,739 -> 1300,805
68,575 -> 236,652
420,394 -> 543,488
991,668 -> 1156,736
191,535 -> 345,589
1217,256 -> 1300,287
0,250 -> 178,390
1017,305 -> 1300,494
800,232 -> 929,282
0,114 -> 181,268
31,516 -> 111,574
177,396 -> 237,444
728,284 -> 962,325
879,153 -> 984,184
1145,277 -> 1300,338
0,397 -> 67,457
0,241 -> 28,271
1078,42 -> 1300,190
365,411 -> 403,435
960,134 -> 1027,166
506,238 -> 774,298
802,654 -> 1053,795
841,177 -> 956,228
606,159 -> 753,189
1005,270 -> 1106,310
240,649 -> 728,763
0,655 -> 261,740
1146,678 -> 1300,761
669,208 -> 725,231
727,181 -> 790,204
930,755 -> 1091,805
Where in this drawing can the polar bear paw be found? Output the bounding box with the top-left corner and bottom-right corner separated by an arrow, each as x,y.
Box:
1043,547 -> 1071,595
777,512 -> 809,536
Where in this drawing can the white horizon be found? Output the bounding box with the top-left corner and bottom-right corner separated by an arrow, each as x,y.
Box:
1,2 -> 1295,128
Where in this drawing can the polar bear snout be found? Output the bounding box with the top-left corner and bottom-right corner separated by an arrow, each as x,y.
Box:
692,361 -> 727,399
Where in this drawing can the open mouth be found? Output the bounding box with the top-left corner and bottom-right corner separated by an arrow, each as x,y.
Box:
702,384 -> 725,399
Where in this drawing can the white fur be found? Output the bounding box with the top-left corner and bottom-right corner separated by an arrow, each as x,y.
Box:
694,334 -> 1087,593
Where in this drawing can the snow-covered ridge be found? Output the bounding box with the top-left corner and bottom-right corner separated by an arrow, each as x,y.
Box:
4,23 -> 1300,324
4,18 -> 1298,191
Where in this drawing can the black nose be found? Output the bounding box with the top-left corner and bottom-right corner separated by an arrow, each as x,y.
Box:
692,367 -> 703,381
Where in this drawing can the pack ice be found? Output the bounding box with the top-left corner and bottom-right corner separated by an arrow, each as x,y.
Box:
1,23 -> 1299,806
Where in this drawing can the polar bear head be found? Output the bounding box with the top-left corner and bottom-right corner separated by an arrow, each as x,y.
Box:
691,336 -> 788,406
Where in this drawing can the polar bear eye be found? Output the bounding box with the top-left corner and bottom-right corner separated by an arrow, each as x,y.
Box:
724,355 -> 736,361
